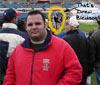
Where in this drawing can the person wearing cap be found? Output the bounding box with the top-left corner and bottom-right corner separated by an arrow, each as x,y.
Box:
63,16 -> 95,85
90,15 -> 100,85
57,17 -> 88,38
0,8 -> 27,57
3,8 -> 21,24
0,8 -> 27,84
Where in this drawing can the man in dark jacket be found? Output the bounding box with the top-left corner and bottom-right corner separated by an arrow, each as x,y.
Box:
0,8 -> 27,84
90,15 -> 100,85
0,8 -> 27,58
63,16 -> 95,85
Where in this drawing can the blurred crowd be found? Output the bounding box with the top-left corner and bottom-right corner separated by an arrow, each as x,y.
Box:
0,8 -> 100,85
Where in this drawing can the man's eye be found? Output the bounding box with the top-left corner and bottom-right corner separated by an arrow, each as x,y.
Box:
36,22 -> 41,25
28,23 -> 32,26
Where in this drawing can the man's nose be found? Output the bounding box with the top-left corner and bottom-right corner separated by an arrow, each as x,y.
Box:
32,24 -> 36,28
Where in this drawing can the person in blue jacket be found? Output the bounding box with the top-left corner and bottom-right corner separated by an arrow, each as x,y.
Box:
57,17 -> 88,38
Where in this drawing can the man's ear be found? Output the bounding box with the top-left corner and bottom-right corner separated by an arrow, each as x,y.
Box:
65,25 -> 71,33
11,17 -> 16,23
11,18 -> 14,22
44,21 -> 48,29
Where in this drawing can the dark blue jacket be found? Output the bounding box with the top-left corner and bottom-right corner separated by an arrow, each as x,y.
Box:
57,29 -> 88,38
0,40 -> 9,82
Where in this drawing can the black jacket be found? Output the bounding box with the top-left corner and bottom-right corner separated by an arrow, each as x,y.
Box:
63,30 -> 95,85
90,27 -> 100,67
0,40 -> 9,82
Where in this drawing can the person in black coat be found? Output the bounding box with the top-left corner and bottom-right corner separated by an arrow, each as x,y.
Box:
63,16 -> 95,85
90,15 -> 100,85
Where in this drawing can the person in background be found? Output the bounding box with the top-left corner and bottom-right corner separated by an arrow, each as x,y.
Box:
90,15 -> 100,85
53,11 -> 60,30
88,30 -> 94,39
0,17 -> 4,28
63,16 -> 95,85
17,19 -> 28,35
56,20 -> 69,38
17,19 -> 27,32
0,8 -> 27,57
0,8 -> 27,84
3,10 -> 82,85
57,16 -> 88,38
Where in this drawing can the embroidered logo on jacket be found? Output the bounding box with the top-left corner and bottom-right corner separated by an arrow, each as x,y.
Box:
42,59 -> 49,71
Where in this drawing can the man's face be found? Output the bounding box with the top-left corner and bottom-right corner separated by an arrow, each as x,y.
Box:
26,14 -> 47,42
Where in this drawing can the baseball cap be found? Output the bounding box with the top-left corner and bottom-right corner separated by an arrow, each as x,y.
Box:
69,16 -> 79,28
3,8 -> 21,21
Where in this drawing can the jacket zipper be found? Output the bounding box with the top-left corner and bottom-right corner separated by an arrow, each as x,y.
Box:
30,52 -> 35,85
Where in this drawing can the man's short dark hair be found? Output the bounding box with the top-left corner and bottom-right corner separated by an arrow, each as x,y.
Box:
26,10 -> 45,23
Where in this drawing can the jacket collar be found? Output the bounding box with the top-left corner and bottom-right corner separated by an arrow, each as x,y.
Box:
21,30 -> 51,51
2,23 -> 17,30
